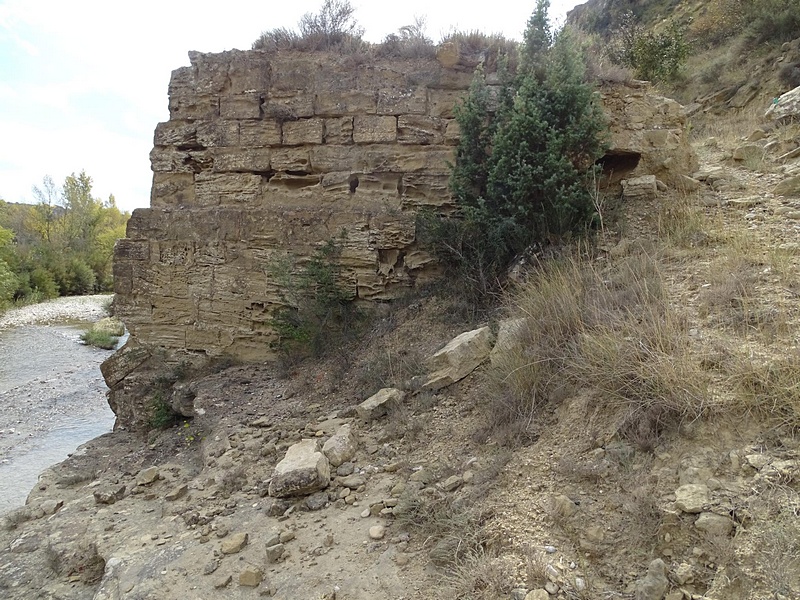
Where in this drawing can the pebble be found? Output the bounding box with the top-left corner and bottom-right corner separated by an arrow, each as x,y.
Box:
220,532 -> 248,554
368,525 -> 385,540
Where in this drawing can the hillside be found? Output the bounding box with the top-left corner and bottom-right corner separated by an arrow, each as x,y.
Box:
2,3 -> 800,599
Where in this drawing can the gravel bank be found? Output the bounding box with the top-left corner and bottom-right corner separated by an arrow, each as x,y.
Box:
0,294 -> 113,329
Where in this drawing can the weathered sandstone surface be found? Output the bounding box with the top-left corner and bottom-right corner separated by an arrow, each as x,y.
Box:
106,49 -> 695,429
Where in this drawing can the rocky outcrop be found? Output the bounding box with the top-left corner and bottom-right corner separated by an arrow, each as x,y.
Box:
106,49 -> 696,428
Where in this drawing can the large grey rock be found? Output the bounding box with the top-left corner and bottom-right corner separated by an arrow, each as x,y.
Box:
422,326 -> 494,391
694,512 -> 734,536
357,388 -> 404,421
269,439 -> 330,498
774,175 -> 800,197
635,558 -> 668,600
321,424 -> 357,467
766,85 -> 800,121
489,318 -> 527,368
674,484 -> 709,514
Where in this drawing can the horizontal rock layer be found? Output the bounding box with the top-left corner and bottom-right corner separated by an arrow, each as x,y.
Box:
107,49 -> 696,428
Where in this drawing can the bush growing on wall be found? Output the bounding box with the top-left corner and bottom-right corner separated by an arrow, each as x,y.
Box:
607,12 -> 689,83
423,1 -> 608,307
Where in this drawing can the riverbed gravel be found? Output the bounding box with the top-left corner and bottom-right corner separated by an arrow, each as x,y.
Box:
0,294 -> 113,329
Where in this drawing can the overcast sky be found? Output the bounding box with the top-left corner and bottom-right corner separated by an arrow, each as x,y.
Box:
0,0 -> 583,213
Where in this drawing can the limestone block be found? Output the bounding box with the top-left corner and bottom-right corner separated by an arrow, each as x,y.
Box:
315,90 -> 377,116
239,120 -> 282,147
323,117 -> 354,144
150,147 -> 196,173
195,173 -> 262,206
269,439 -> 330,498
443,120 -> 460,145
428,89 -> 463,118
151,172 -> 195,207
622,175 -> 658,200
377,87 -> 427,115
398,115 -> 444,145
226,51 -> 271,93
100,342 -> 152,388
270,148 -> 311,172
354,115 -> 397,143
114,239 -> 150,261
357,388 -> 405,421
168,93 -> 219,120
212,148 -> 271,173
282,118 -> 324,145
321,424 -> 358,467
220,93 -> 262,119
196,120 -> 240,147
422,326 -> 494,391
154,121 -> 197,147
264,93 -> 315,119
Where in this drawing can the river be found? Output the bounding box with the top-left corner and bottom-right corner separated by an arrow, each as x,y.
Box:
0,298 -> 119,515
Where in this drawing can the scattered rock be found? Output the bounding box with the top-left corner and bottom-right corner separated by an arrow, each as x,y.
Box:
322,424 -> 358,467
774,175 -> 800,197
369,525 -> 385,540
489,318 -> 527,368
239,567 -> 263,587
269,439 -> 330,498
220,532 -> 248,554
203,559 -> 219,575
766,84 -> 800,121
305,490 -> 329,511
165,483 -> 188,501
266,543 -> 285,563
338,474 -> 366,489
439,475 -> 462,492
214,574 -> 232,589
674,484 -> 709,514
673,562 -> 694,585
136,466 -> 160,486
422,326 -> 494,391
525,590 -> 549,600
357,388 -> 405,421
622,175 -> 658,201
635,558 -> 668,600
694,512 -> 734,536
732,144 -> 763,162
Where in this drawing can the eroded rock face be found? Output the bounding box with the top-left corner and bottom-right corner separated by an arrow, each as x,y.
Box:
106,49 -> 696,428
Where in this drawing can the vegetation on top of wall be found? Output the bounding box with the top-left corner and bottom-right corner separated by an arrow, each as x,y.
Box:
0,171 -> 129,309
606,12 -> 689,83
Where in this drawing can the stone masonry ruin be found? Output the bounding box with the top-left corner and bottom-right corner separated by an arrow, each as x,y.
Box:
103,49 -> 696,428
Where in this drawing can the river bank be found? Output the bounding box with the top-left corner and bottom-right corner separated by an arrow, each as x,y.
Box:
0,295 -> 118,514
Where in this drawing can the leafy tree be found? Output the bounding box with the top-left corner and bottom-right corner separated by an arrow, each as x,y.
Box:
608,12 -> 689,82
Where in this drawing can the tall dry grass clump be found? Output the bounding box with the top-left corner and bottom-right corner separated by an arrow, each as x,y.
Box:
490,249 -> 712,446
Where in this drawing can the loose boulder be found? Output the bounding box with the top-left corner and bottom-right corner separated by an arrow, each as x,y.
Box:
766,85 -> 800,121
269,439 -> 330,498
422,326 -> 494,391
357,388 -> 405,422
322,424 -> 358,467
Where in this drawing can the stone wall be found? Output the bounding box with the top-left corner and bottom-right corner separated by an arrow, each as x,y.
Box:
107,50 -> 696,423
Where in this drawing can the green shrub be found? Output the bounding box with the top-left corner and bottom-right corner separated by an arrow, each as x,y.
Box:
149,392 -> 179,429
80,329 -> 119,350
0,259 -> 16,307
608,12 -> 689,82
61,259 -> 96,295
270,236 -> 361,360
425,15 -> 607,308
29,267 -> 59,299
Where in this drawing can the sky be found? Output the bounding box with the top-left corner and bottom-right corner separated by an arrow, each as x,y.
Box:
0,0 -> 583,214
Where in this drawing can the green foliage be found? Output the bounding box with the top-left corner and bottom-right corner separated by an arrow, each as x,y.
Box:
0,259 -> 16,308
608,12 -> 689,82
80,328 -> 119,350
270,235 -> 360,360
429,17 -> 608,307
149,392 -> 180,429
0,171 -> 129,304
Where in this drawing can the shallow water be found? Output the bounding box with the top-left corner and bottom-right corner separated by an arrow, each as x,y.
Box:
0,324 -> 118,514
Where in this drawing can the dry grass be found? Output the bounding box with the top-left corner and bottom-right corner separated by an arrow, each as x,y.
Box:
657,193 -> 709,248
728,354 -> 800,430
490,249 -> 713,448
442,548 -> 515,599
